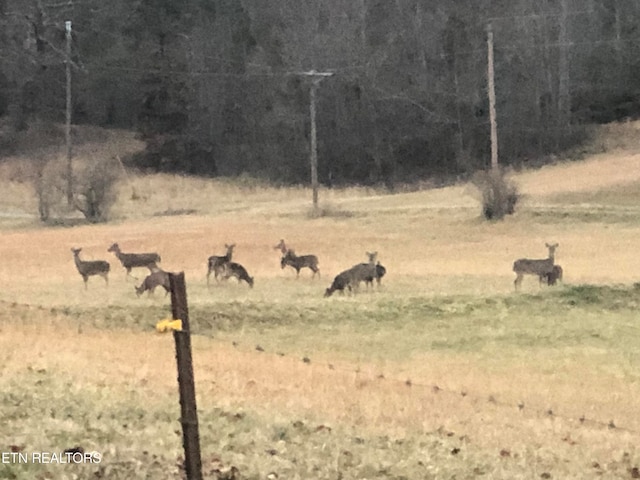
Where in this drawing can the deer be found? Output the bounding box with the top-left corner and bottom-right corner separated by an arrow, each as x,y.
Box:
370,262 -> 387,287
324,268 -> 354,297
513,242 -> 559,291
206,243 -> 235,285
280,250 -> 320,279
135,269 -> 170,297
355,251 -> 379,290
324,252 -> 379,297
71,248 -> 110,289
274,239 -> 289,256
275,239 -> 320,279
544,264 -> 563,286
107,243 -> 161,280
221,262 -> 254,288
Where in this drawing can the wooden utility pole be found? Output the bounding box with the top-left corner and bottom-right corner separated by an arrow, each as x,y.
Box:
486,23 -> 498,170
303,70 -> 333,210
168,272 -> 203,480
557,0 -> 570,127
309,79 -> 320,208
65,20 -> 73,206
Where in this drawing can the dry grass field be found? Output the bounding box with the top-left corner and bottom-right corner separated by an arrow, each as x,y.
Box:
2,124 -> 640,478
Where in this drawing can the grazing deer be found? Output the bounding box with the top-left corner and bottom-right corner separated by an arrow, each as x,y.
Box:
324,268 -> 354,297
544,264 -> 563,286
71,248 -> 110,289
324,252 -> 379,297
222,262 -> 254,288
135,269 -> 170,297
107,243 -> 161,280
280,250 -> 320,279
513,242 -> 559,291
206,243 -> 235,285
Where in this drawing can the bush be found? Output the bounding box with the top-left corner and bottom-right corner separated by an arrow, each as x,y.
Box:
471,168 -> 519,220
73,157 -> 121,223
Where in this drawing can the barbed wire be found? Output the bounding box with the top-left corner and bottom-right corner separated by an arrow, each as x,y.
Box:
2,298 -> 639,438
213,334 -> 640,438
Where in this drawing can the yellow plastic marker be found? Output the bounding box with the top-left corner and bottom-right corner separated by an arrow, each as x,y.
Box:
156,318 -> 183,333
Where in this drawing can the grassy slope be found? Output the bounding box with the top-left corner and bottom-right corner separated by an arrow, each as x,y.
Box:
2,124 -> 640,478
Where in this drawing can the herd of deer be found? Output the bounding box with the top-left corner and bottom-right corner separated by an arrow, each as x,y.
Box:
70,240 -> 563,296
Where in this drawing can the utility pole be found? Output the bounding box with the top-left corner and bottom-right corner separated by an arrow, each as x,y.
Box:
65,20 -> 73,206
486,23 -> 498,170
557,0 -> 570,128
301,70 -> 333,210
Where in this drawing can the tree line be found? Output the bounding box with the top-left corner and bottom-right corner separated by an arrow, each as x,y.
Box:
1,0 -> 639,187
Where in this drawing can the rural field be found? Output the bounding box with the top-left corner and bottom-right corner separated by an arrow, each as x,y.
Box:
2,124 -> 640,479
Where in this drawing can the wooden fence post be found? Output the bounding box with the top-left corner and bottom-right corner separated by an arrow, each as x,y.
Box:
168,272 -> 203,480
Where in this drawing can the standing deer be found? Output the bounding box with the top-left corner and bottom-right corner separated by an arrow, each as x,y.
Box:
274,239 -> 288,255
107,243 -> 161,280
358,252 -> 379,290
544,264 -> 563,286
275,239 -> 320,279
370,262 -> 387,287
71,248 -> 110,289
206,243 -> 235,285
513,242 -> 559,291
280,250 -> 320,279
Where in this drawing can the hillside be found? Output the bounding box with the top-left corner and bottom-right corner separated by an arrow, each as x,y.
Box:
1,123 -> 640,479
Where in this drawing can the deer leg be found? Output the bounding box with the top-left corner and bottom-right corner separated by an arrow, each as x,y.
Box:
514,274 -> 523,291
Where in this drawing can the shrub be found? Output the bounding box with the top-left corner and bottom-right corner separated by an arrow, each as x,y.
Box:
73,157 -> 121,223
471,168 -> 519,220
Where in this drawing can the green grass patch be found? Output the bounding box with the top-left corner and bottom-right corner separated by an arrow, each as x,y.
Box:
50,284 -> 640,372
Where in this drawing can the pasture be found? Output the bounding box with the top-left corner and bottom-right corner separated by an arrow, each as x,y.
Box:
2,126 -> 640,478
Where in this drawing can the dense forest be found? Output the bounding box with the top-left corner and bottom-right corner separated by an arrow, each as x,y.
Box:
1,0 -> 640,186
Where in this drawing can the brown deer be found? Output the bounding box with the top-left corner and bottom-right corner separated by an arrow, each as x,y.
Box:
324,252 -> 379,297
71,248 -> 110,289
222,262 -> 254,288
275,239 -> 320,278
207,243 -> 235,285
108,243 -> 161,280
367,262 -> 387,287
324,268 -> 354,297
135,269 -> 170,297
513,243 -> 559,291
544,264 -> 563,286
280,250 -> 320,279
274,239 -> 288,255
